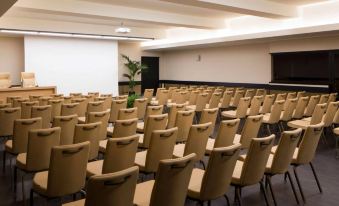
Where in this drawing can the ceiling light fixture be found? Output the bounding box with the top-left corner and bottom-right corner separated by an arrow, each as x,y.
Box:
115,22 -> 131,34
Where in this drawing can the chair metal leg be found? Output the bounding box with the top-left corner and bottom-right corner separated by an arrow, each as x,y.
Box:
207,200 -> 211,206
309,162 -> 323,193
30,189 -> 34,206
22,173 -> 27,206
266,176 -> 277,206
3,151 -> 6,173
260,181 -> 270,206
336,135 -> 339,159
235,187 -> 242,206
293,166 -> 306,203
14,166 -> 17,192
224,194 -> 230,206
266,124 -> 272,136
200,160 -> 206,170
286,171 -> 300,205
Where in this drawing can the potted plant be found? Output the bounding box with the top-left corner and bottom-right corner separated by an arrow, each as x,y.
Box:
122,54 -> 148,95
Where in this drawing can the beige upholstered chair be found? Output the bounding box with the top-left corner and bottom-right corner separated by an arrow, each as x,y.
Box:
304,95 -> 320,117
186,93 -> 209,113
86,110 -> 110,141
4,118 -> 42,172
61,103 -> 80,116
292,96 -> 309,119
38,97 -> 52,106
29,95 -> 42,102
205,119 -> 240,155
207,92 -> 222,109
169,91 -> 188,105
86,101 -> 104,115
70,93 -> 82,98
175,110 -> 194,143
244,89 -> 255,98
134,153 -> 196,206
288,103 -> 327,130
247,95 -> 264,116
137,105 -> 163,133
279,98 -> 298,130
14,127 -> 61,198
0,107 -> 21,139
234,115 -> 263,149
264,128 -> 302,205
52,115 -> 78,145
21,101 -> 39,119
0,103 -> 11,109
30,141 -> 90,205
188,90 -> 200,105
63,96 -> 72,104
73,122 -> 101,160
109,99 -> 127,123
322,101 -> 339,127
328,92 -> 337,104
219,91 -> 233,110
116,95 -> 128,100
143,89 -> 154,104
21,72 -> 36,88
259,94 -> 275,114
275,93 -> 286,102
0,72 -> 11,88
135,127 -> 178,174
88,92 -> 99,97
138,114 -> 168,149
118,107 -> 138,120
262,100 -> 285,135
50,94 -> 64,100
167,104 -> 185,129
230,90 -> 245,107
188,144 -> 241,205
31,105 -> 52,128
63,166 -> 139,206
87,135 -> 139,177
222,97 -> 251,119
151,89 -> 169,106
286,92 -> 297,100
100,94 -> 113,98
199,108 -> 218,135
296,91 -> 306,99
13,98 -> 29,108
319,94 -> 329,104
94,97 -> 112,111
256,89 -> 266,96
134,98 -> 148,120
71,98 -> 88,117
231,135 -> 275,206
7,96 -> 21,105
48,99 -> 63,121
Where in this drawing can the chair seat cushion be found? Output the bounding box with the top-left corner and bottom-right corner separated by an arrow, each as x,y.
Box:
187,168 -> 205,199
107,127 -> 114,137
77,117 -> 86,124
86,160 -> 103,177
287,120 -> 310,130
138,134 -> 145,147
134,151 -> 147,170
173,144 -> 185,158
231,160 -> 244,185
5,140 -> 13,153
133,180 -> 154,206
137,122 -> 144,133
33,171 -> 49,196
205,138 -> 215,155
62,199 -> 85,206
150,100 -> 159,106
233,134 -> 241,144
99,140 -> 107,153
16,153 -> 27,170
334,128 -> 339,135
221,110 -> 236,118
264,154 -> 274,174
262,114 -> 271,123
271,146 -> 299,164
186,105 -> 196,111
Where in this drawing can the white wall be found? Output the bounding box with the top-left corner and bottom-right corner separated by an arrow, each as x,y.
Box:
24,36 -> 119,95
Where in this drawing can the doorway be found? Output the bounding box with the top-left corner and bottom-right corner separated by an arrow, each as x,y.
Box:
141,56 -> 159,94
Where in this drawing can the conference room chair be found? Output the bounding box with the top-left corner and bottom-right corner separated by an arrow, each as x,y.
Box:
138,114 -> 168,149
0,103 -> 11,109
246,95 -> 264,116
259,94 -> 275,114
214,88 -> 224,94
118,107 -> 138,120
31,105 -> 52,128
88,92 -> 100,97
292,96 -> 309,119
63,166 -> 139,206
70,93 -> 82,97
206,92 -> 222,109
48,99 -> 63,120
264,128 -> 302,206
288,103 -> 327,130
21,101 -> 39,119
222,97 -> 251,119
199,108 -> 218,136
174,110 -> 195,143
61,103 -> 80,116
286,92 -> 297,100
0,72 -> 11,88
304,95 -> 320,117
271,123 -> 324,203
231,135 -> 275,206
109,99 -> 127,123
244,89 -> 255,98
334,127 -> 339,158
134,98 -> 148,120
233,115 -> 263,149
0,107 -> 21,141
29,95 -> 42,102
279,98 -> 298,131
143,89 -> 154,104
167,103 -> 185,129
87,135 -> 139,177
151,89 -> 169,106
94,96 -> 112,111
168,87 -> 177,100
52,115 -> 78,145
219,90 -> 233,110
50,94 -> 64,100
188,90 -> 200,105
205,119 -> 240,155
7,96 -> 21,105
135,127 -> 178,176
21,72 -> 36,88
14,127 -> 61,200
12,98 -> 29,108
63,96 -> 72,104
186,93 -> 209,115
256,88 -> 266,96
38,96 -> 53,106
137,105 -> 163,133
173,123 -> 212,169
319,94 -> 329,104
262,100 -> 285,135
203,89 -> 213,101
81,94 -> 95,103
85,110 -> 110,141
78,101 -> 105,123
71,98 -> 87,117
30,141 -> 90,206
328,92 -> 338,104
116,95 -> 128,100
229,89 -> 245,108
188,144 -> 241,206
73,122 -> 101,161
133,153 -> 196,206
168,91 -> 188,106
4,117 -> 42,172
100,94 -> 113,98
275,93 -> 286,102
296,91 -> 306,99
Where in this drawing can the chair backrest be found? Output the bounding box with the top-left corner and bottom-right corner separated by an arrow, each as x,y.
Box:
63,96 -> 72,104
0,107 -> 21,136
195,93 -> 209,112
199,108 -> 218,135
13,98 -> 29,108
208,93 -> 222,109
70,93 -> 82,97
87,101 -> 104,115
260,94 -> 275,114
109,99 -> 127,123
7,96 -> 21,105
88,92 -> 100,97
134,98 -> 148,119
0,72 -> 11,88
61,103 -> 80,116
85,166 -> 139,206
29,95 -> 42,102
0,103 -> 11,109
188,90 -> 200,105
73,122 -> 101,160
175,110 -> 195,142
200,144 -> 241,200
267,100 -> 285,124
232,90 -> 245,107
244,89 -> 255,98
235,97 -> 251,118
145,127 -> 178,172
296,91 -> 306,99
143,89 -> 154,104
21,101 -> 39,118
334,109 -> 339,124
144,105 -> 164,127
31,105 -> 52,128
328,93 -> 338,104
95,97 -> 112,111
156,90 -> 169,106
21,72 -> 36,87
149,153 -> 196,206
118,107 -> 138,120
239,115 -> 263,148
310,103 -> 327,125
214,119 -> 240,148
296,123 -> 324,164
275,93 -> 286,101
255,89 -> 266,96
286,92 -> 297,100
319,94 -> 329,104
248,96 -> 264,116
102,135 -> 139,174
167,104 -> 185,129
39,96 -> 53,106
12,117 -> 42,154
71,98 -> 88,117
304,95 -> 320,117
142,114 -> 168,148
48,99 -> 63,120
52,115 -> 78,145
50,94 -> 64,100
87,110 -> 110,140
116,95 -> 128,100
173,91 -> 188,104
239,135 -> 275,186
220,91 -> 233,109
26,127 -> 61,171
322,101 -> 339,127
183,123 -> 212,161
292,96 -> 309,119
270,129 -> 302,174
47,141 -> 90,197
280,98 -> 298,121
112,118 -> 138,138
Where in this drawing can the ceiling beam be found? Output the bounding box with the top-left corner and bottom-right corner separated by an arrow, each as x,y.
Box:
14,0 -> 226,29
0,0 -> 17,17
161,0 -> 298,18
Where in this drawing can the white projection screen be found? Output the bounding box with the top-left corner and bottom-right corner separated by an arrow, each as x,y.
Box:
24,36 -> 118,95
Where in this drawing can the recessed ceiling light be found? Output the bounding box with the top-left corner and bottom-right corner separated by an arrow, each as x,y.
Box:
115,22 -> 131,34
